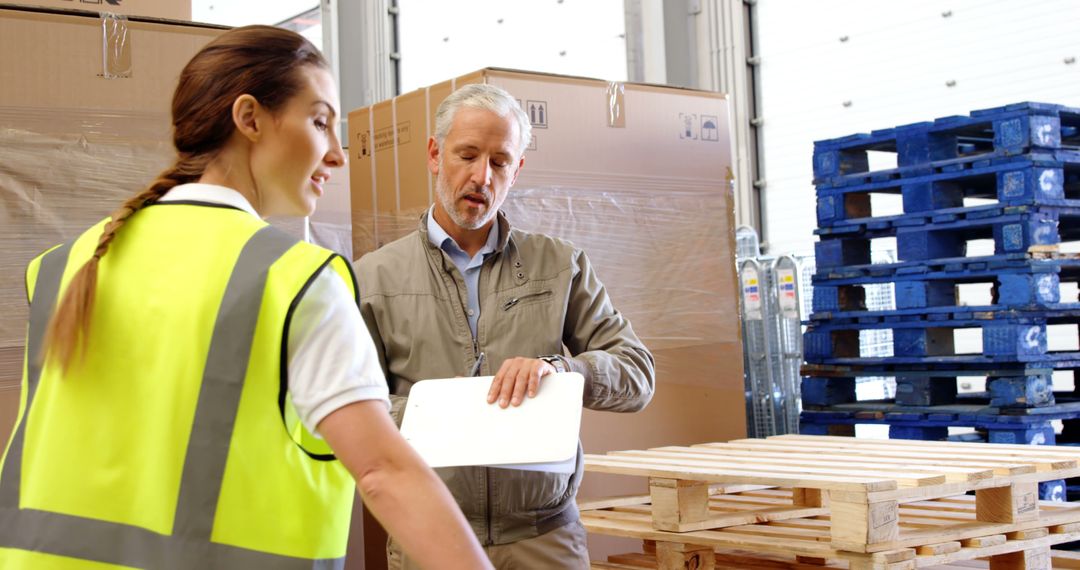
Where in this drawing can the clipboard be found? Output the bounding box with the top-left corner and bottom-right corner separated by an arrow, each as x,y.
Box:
399,372 -> 584,471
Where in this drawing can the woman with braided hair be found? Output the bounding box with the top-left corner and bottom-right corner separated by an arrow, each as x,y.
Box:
0,25 -> 491,569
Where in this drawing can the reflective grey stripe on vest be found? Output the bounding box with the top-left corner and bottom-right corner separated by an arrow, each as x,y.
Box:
0,227 -> 344,570
0,241 -> 72,512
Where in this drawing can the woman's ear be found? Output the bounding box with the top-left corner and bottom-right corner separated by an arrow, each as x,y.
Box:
232,94 -> 261,142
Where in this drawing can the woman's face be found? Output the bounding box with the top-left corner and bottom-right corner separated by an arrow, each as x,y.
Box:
249,65 -> 345,218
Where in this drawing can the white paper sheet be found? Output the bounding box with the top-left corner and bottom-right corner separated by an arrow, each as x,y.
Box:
400,373 -> 584,473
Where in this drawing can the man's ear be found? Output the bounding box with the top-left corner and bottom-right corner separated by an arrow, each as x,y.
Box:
427,137 -> 441,175
509,156 -> 525,187
232,94 -> 261,142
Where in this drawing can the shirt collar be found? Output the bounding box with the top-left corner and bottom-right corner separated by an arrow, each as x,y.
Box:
426,205 -> 498,259
158,183 -> 260,218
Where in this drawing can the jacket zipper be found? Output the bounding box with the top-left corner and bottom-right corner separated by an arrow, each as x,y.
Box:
470,272 -> 491,544
502,290 -> 552,311
448,246 -> 493,543
485,466 -> 492,545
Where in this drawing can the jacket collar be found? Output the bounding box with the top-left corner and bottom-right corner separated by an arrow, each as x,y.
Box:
418,210 -> 512,253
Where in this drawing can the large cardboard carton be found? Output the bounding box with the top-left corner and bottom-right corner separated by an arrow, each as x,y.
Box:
0,6 -> 222,446
348,68 -> 746,564
8,0 -> 191,22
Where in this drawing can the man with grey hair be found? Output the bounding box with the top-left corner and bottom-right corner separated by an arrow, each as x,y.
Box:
354,83 -> 655,568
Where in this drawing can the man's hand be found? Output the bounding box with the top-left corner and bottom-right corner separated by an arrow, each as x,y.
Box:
486,357 -> 555,408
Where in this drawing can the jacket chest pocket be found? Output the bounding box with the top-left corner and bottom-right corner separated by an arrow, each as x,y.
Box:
488,289 -> 560,355
501,290 -> 553,311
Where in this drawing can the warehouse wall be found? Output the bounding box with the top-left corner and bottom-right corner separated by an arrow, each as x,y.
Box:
755,0 -> 1080,256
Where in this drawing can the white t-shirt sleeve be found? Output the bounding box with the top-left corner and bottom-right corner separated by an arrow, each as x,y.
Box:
287,266 -> 390,436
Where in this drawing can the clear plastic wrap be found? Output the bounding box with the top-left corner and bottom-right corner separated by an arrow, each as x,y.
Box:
352,174 -> 742,390
513,186 -> 740,389
1,108 -> 354,389
0,107 -> 175,388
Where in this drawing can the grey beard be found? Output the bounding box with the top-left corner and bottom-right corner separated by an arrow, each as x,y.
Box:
446,202 -> 494,230
437,181 -> 494,230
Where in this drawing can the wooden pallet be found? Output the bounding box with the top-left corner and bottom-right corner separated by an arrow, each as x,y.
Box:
583,435 -> 1080,556
581,488 -> 1080,569
590,546 -> 1080,570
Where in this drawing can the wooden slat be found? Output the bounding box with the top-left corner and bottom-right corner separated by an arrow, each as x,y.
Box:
1049,550 -> 1080,569
579,494 -> 653,511
614,449 -> 993,483
724,437 -> 1080,466
963,535 -> 1008,548
584,455 -> 895,492
657,504 -> 829,533
857,479 -> 1069,506
679,442 -> 1037,476
599,453 -> 936,485
713,441 -> 1076,474
607,552 -> 662,567
916,541 -> 961,556
578,483 -> 781,509
762,435 -> 1080,462
1051,522 -> 1080,535
1006,528 -> 1049,540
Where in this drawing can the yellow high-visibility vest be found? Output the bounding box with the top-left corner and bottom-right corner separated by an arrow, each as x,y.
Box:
0,202 -> 356,569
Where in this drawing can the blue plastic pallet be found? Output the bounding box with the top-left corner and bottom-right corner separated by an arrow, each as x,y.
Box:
802,361 -> 1063,373
809,302 -> 1080,325
812,256 -> 1069,287
814,205 -> 1080,268
817,148 -> 1080,192
799,408 -> 1066,444
802,374 -> 1061,409
816,252 -> 1080,280
816,200 -> 1080,239
816,151 -> 1080,227
802,360 -> 1079,375
812,102 -> 1080,184
804,352 -> 1080,368
812,271 -> 1073,316
800,397 -> 1080,418
804,316 -> 1080,362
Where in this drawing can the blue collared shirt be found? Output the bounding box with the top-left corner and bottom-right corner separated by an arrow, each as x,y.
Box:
427,208 -> 499,339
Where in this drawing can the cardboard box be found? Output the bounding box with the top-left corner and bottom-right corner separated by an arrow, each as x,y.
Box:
348,67 -> 744,396
0,6 -> 221,111
348,68 -> 747,565
0,6 -> 222,445
7,0 -> 192,22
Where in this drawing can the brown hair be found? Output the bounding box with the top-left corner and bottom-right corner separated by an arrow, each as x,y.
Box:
44,25 -> 329,371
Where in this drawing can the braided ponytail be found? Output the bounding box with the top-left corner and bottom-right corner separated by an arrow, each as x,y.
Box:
43,160 -> 202,371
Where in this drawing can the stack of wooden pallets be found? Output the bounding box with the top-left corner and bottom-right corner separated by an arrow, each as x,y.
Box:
581,435 -> 1080,569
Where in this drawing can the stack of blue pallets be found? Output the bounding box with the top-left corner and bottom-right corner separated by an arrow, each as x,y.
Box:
800,102 -> 1080,499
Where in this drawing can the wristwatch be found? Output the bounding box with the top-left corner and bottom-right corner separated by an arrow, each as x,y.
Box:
539,355 -> 568,374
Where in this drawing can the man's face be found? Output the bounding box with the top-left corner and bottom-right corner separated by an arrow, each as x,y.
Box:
430,107 -> 523,231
